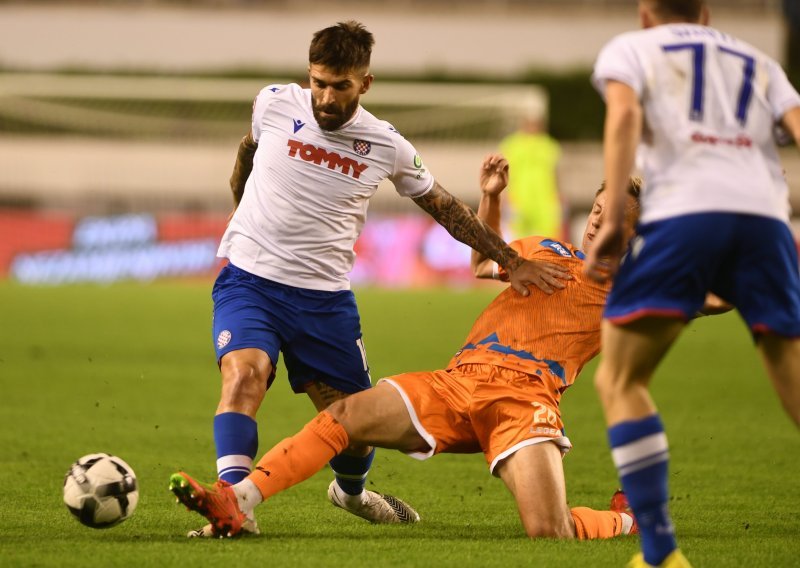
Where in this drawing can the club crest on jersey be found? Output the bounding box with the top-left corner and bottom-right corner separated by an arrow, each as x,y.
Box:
217,330 -> 232,349
540,239 -> 573,258
292,118 -> 305,133
286,139 -> 368,179
353,139 -> 371,156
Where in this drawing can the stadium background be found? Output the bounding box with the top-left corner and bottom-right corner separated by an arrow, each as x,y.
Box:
0,0 -> 796,285
2,3 -> 800,567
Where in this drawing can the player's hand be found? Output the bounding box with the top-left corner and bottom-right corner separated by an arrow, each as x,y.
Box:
508,258 -> 571,296
583,224 -> 627,282
479,153 -> 509,196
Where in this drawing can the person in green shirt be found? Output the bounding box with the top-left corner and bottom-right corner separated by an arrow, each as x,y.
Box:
500,113 -> 563,240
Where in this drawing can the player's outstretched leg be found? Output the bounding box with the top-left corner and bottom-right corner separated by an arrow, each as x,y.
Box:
305,381 -> 423,524
169,472 -> 246,538
327,479 -> 420,524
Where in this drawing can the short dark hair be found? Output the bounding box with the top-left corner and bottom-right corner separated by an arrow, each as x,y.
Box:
644,0 -> 706,22
309,20 -> 374,73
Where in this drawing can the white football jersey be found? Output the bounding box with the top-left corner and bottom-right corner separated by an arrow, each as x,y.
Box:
217,83 -> 434,290
593,24 -> 800,224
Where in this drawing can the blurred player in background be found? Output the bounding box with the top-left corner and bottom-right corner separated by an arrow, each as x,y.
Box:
193,20 -> 570,536
169,154 -> 651,540
587,1 -> 800,566
500,109 -> 564,241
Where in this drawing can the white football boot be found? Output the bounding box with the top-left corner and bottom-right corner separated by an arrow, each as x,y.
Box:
327,480 -> 420,524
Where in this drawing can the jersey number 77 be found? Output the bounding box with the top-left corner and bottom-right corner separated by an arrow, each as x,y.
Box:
662,42 -> 755,126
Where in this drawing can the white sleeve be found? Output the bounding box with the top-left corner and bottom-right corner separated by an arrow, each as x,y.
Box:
765,59 -> 800,121
251,84 -> 286,142
591,34 -> 645,99
388,132 -> 435,198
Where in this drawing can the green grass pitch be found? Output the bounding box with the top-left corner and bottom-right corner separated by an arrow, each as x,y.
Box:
0,281 -> 798,567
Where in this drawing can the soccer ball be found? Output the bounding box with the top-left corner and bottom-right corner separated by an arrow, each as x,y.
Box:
63,453 -> 139,528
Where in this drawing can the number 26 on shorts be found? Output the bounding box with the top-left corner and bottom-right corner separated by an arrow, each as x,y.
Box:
530,402 -> 561,436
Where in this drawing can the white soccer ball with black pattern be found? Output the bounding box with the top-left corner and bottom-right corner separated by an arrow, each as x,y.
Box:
63,453 -> 139,528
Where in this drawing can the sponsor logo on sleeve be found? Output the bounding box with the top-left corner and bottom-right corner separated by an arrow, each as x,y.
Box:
412,154 -> 427,180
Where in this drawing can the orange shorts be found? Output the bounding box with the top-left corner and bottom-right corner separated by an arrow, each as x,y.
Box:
379,363 -> 572,474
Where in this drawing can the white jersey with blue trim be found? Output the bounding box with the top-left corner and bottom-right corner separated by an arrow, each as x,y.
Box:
217,83 -> 435,291
593,24 -> 800,224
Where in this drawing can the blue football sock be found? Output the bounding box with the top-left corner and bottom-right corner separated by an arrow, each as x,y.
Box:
329,448 -> 375,495
609,414 -> 676,566
214,412 -> 258,484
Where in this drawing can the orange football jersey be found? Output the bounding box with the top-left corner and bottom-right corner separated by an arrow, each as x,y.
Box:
447,236 -> 609,394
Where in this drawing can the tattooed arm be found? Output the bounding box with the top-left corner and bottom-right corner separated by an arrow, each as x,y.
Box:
412,181 -> 570,295
229,132 -> 259,208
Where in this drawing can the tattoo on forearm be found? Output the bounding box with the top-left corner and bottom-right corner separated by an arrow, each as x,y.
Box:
229,134 -> 258,205
413,183 -> 521,271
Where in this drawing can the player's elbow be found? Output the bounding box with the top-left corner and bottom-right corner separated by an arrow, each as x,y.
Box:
605,82 -> 641,127
241,132 -> 258,150
607,103 -> 642,137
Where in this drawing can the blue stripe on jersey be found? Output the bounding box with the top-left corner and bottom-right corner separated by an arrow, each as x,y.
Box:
459,333 -> 566,383
477,333 -> 499,345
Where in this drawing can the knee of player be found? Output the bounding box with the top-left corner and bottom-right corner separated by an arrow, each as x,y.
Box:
596,367 -> 644,393
593,364 -> 627,396
326,398 -> 348,421
326,398 -> 368,444
593,367 -> 611,394
221,360 -> 269,396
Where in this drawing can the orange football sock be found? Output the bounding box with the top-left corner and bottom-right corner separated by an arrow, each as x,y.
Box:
246,411 -> 349,500
570,507 -> 624,539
